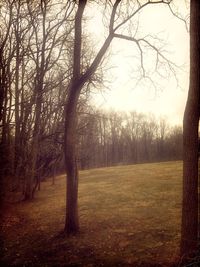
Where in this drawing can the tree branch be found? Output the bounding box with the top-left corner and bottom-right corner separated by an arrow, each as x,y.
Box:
113,0 -> 172,33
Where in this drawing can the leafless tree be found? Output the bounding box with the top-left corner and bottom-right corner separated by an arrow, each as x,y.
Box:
0,0 -> 15,178
181,0 -> 200,257
63,0 -> 182,235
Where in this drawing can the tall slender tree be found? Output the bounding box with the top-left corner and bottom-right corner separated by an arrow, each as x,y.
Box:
64,0 -> 176,235
181,0 -> 200,256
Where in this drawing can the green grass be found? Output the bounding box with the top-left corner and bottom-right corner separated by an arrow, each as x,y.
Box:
1,161 -> 183,266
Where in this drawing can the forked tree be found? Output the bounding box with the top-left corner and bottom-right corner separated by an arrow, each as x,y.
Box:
63,0 -> 177,235
181,0 -> 200,257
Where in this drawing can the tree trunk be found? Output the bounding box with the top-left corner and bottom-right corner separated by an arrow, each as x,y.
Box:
64,86 -> 80,234
181,0 -> 200,256
63,0 -> 115,234
63,0 -> 87,235
23,0 -> 47,200
14,24 -> 21,189
24,88 -> 42,200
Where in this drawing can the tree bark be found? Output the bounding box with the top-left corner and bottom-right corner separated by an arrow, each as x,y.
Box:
24,90 -> 42,200
64,0 -> 87,235
14,3 -> 21,188
64,85 -> 80,234
181,0 -> 200,256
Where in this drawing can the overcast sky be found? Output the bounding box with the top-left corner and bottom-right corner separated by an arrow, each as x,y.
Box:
86,1 -> 189,126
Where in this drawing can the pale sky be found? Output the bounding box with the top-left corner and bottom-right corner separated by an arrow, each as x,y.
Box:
86,1 -> 189,126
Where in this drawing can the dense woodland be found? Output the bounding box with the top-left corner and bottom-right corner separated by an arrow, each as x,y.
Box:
0,0 -> 75,198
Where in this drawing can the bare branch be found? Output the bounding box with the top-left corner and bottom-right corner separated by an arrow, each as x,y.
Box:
168,4 -> 189,32
113,0 -> 172,33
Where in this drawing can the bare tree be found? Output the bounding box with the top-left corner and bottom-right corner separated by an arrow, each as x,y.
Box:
0,0 -> 17,181
181,0 -> 200,257
23,0 -> 74,199
63,0 -> 179,235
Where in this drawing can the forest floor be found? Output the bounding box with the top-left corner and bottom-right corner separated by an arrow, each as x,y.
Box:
1,161 -> 186,266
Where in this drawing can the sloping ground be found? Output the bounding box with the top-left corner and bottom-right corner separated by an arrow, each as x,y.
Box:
1,161 -> 183,266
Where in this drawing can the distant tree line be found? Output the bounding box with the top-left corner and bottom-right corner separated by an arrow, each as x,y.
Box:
78,109 -> 183,169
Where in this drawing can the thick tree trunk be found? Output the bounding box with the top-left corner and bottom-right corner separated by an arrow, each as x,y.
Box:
181,0 -> 200,256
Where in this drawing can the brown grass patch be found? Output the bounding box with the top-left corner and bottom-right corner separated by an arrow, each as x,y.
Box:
1,161 -> 183,266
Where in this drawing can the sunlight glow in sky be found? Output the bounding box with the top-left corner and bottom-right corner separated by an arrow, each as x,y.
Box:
86,1 -> 189,126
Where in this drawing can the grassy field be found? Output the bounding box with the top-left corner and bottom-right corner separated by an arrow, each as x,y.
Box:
1,161 -> 183,266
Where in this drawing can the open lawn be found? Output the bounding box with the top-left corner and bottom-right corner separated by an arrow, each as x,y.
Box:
1,161 -> 183,266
